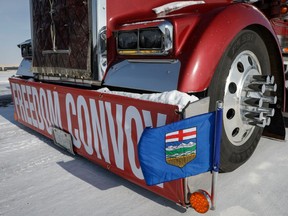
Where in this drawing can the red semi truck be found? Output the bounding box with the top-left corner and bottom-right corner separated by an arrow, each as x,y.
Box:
10,0 -> 288,213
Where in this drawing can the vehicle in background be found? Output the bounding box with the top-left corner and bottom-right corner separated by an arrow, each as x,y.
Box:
16,39 -> 32,77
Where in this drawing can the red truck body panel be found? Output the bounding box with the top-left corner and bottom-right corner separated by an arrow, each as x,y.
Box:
106,2 -> 282,93
176,3 -> 281,92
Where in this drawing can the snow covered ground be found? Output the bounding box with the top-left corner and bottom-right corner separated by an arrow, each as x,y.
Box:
1,71 -> 288,216
0,70 -> 16,96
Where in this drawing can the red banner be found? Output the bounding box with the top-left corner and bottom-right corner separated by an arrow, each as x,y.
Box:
9,77 -> 186,206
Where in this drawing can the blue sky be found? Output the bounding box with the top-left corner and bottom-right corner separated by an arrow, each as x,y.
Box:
0,0 -> 30,65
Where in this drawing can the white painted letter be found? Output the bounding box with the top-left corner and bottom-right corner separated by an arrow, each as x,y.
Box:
106,102 -> 124,170
66,93 -> 81,149
89,99 -> 110,163
47,90 -> 62,129
16,84 -> 26,121
125,106 -> 144,180
32,87 -> 44,130
77,96 -> 93,155
21,85 -> 32,125
39,88 -> 52,134
26,86 -> 38,128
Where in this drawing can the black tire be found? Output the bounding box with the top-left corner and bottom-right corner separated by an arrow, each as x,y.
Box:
208,30 -> 271,172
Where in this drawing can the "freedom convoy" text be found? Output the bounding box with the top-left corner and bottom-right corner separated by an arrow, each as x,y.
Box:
10,82 -> 174,181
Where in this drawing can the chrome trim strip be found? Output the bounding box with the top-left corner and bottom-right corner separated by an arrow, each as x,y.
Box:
277,35 -> 288,49
159,21 -> 173,53
153,1 -> 205,15
37,75 -> 102,86
93,0 -> 107,81
92,0 -> 97,54
104,60 -> 181,92
122,19 -> 165,27
127,59 -> 177,63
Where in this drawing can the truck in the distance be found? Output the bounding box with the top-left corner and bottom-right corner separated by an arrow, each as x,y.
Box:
11,0 -> 288,213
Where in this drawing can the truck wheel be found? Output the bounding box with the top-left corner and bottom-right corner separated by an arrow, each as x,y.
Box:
208,30 -> 273,172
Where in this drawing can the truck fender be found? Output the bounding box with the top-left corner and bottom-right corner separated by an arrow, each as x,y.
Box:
178,3 -> 286,146
177,3 -> 284,96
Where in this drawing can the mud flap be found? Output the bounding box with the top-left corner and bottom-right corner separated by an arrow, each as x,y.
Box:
263,104 -> 286,140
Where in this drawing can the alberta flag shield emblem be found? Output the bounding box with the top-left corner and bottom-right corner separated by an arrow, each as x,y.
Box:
165,127 -> 197,167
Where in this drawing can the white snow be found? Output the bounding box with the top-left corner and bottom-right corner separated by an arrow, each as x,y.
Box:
0,70 -> 16,96
97,87 -> 198,111
1,70 -> 288,216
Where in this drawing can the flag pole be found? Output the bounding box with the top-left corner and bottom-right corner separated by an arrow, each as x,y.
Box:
210,100 -> 223,210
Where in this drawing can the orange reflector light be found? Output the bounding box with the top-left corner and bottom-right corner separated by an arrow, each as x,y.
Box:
283,47 -> 288,53
190,190 -> 211,214
281,6 -> 288,14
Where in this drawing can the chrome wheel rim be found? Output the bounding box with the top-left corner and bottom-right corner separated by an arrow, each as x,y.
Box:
223,51 -> 261,146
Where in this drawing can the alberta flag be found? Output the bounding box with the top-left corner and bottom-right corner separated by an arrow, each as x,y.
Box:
138,106 -> 222,186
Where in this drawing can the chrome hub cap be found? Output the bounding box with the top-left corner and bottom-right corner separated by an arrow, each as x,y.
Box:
223,51 -> 277,146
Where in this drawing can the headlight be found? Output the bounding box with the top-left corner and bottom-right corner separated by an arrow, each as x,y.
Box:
139,29 -> 162,49
118,31 -> 138,49
116,21 -> 173,55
